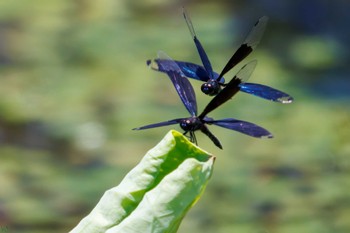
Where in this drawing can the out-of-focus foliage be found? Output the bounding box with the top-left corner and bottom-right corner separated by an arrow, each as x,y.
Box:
0,0 -> 349,233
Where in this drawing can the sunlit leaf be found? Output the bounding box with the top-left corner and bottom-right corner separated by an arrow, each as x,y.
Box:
70,130 -> 215,233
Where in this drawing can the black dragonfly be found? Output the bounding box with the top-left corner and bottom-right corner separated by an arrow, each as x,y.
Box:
147,8 -> 293,103
134,51 -> 272,149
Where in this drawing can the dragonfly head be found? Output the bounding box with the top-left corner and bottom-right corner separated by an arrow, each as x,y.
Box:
179,117 -> 202,132
201,79 -> 221,96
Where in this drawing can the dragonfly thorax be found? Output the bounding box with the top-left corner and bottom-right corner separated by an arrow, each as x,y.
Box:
179,117 -> 202,131
201,79 -> 221,96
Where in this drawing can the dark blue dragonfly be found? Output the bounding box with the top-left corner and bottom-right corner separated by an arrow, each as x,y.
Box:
134,51 -> 272,149
147,9 -> 293,103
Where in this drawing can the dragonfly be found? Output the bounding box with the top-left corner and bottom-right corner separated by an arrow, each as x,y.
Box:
147,8 -> 293,103
134,51 -> 273,149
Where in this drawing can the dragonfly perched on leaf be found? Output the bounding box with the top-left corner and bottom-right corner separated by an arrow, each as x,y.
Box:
147,8 -> 293,103
134,51 -> 273,149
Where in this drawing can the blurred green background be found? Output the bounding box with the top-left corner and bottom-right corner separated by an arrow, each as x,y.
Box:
0,0 -> 349,232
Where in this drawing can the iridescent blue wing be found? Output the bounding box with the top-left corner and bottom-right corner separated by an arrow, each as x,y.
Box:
217,16 -> 268,81
133,118 -> 183,130
198,60 -> 257,119
156,51 -> 198,116
175,61 -> 224,83
206,118 -> 273,138
239,83 -> 294,103
147,59 -> 224,83
183,8 -> 215,80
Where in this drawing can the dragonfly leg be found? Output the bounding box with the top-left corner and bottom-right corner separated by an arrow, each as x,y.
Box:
189,131 -> 198,145
183,131 -> 193,142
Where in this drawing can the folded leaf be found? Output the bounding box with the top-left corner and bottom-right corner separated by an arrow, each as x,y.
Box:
70,130 -> 215,233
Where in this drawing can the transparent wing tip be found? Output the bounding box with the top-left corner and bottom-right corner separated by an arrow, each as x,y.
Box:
261,133 -> 274,139
279,96 -> 294,104
146,59 -> 159,71
245,16 -> 269,48
258,16 -> 269,25
182,7 -> 189,21
182,7 -> 196,38
182,6 -> 186,15
236,60 -> 258,82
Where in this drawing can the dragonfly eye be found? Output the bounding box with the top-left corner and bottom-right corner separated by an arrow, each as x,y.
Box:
180,117 -> 201,131
201,83 -> 214,95
201,80 -> 220,96
180,119 -> 192,131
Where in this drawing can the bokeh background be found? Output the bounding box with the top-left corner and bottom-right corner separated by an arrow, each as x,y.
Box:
0,0 -> 349,232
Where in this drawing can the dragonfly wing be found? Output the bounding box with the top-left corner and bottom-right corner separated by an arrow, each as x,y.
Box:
183,7 -> 215,80
239,83 -> 294,103
217,16 -> 268,80
133,119 -> 182,130
176,61 -> 223,83
198,60 -> 257,118
208,118 -> 273,138
148,59 -> 224,83
157,51 -> 198,116
244,16 -> 269,49
235,60 -> 257,82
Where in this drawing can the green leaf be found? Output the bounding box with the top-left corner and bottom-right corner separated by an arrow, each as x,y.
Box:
70,130 -> 215,233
